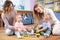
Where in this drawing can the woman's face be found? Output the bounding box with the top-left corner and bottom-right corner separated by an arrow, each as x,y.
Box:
8,3 -> 13,11
35,6 -> 43,13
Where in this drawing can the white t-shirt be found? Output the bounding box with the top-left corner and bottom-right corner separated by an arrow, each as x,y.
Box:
44,8 -> 60,24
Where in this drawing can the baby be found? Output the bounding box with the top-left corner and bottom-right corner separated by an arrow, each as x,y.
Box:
14,14 -> 34,38
37,13 -> 51,37
14,14 -> 27,38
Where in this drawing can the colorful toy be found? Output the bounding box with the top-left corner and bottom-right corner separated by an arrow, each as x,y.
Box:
23,34 -> 31,38
35,33 -> 40,38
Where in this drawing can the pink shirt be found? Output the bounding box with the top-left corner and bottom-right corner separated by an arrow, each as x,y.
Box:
15,22 -> 26,31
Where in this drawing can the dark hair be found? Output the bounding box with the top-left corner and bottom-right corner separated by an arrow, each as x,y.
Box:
3,0 -> 14,13
34,4 -> 44,19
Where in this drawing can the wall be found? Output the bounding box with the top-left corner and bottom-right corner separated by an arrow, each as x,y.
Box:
11,0 -> 36,10
24,0 -> 36,10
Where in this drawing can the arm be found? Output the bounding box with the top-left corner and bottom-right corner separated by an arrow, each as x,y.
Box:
37,21 -> 48,32
14,22 -> 19,31
37,26 -> 47,32
1,13 -> 13,29
1,13 -> 9,26
13,10 -> 17,26
36,24 -> 47,32
49,9 -> 60,24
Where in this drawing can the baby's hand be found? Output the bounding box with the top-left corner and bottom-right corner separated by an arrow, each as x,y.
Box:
22,29 -> 27,32
14,27 -> 18,31
36,30 -> 40,33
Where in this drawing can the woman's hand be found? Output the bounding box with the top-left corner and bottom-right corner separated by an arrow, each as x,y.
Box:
36,30 -> 40,33
38,25 -> 43,27
23,29 -> 27,32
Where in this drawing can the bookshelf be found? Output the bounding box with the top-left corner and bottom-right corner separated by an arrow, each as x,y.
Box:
54,0 -> 60,12
36,0 -> 54,10
36,0 -> 60,12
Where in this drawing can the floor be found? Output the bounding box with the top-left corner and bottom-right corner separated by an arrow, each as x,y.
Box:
0,27 -> 60,40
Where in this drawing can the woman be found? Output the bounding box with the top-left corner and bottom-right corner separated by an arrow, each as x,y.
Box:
33,4 -> 60,35
1,1 -> 17,35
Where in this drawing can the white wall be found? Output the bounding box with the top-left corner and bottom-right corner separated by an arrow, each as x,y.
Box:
0,0 -> 36,10
24,0 -> 36,10
0,0 -> 6,10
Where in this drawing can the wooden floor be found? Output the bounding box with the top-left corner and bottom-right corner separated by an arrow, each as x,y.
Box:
0,27 -> 60,40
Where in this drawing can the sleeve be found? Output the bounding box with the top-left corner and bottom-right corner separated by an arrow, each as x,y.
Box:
48,9 -> 60,24
14,10 -> 17,14
13,10 -> 17,26
1,13 -> 9,26
42,22 -> 47,27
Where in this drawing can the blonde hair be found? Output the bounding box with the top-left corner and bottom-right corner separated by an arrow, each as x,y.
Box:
16,13 -> 20,16
15,13 -> 22,22
44,13 -> 51,17
44,13 -> 51,20
15,14 -> 22,19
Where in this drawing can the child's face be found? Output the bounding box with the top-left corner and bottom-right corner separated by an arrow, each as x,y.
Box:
44,14 -> 51,22
16,15 -> 22,22
44,16 -> 48,22
47,14 -> 51,19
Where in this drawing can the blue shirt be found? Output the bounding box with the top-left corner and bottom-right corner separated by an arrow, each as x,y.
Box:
41,21 -> 51,30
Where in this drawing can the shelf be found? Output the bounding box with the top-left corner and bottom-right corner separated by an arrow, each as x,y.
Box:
44,0 -> 54,3
45,2 -> 54,5
17,10 -> 33,13
0,10 -> 3,14
0,10 -> 33,14
54,1 -> 60,12
0,14 -> 2,27
54,0 -> 60,2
